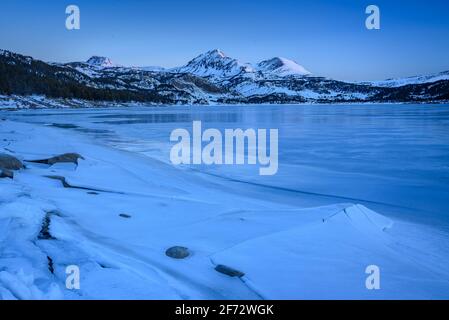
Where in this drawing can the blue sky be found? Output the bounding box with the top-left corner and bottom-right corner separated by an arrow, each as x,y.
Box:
1,0 -> 448,81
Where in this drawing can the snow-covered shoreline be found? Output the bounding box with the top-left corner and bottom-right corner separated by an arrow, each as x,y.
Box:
2,95 -> 448,112
1,119 -> 449,299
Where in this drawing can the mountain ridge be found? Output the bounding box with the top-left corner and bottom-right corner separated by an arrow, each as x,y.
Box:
1,48 -> 448,106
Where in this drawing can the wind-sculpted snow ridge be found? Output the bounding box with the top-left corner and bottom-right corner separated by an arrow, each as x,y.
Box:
1,120 -> 449,299
1,48 -> 448,105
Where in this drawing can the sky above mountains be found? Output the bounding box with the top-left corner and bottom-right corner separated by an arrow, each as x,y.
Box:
0,0 -> 448,81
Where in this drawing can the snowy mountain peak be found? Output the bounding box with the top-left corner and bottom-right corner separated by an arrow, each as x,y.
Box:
204,49 -> 227,58
174,50 -> 312,80
187,49 -> 231,65
257,57 -> 311,77
86,56 -> 116,68
176,49 -> 249,79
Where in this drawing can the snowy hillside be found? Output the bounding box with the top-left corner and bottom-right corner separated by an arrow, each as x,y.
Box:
362,71 -> 449,88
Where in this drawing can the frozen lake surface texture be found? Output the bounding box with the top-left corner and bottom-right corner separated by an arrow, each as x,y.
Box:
1,104 -> 449,299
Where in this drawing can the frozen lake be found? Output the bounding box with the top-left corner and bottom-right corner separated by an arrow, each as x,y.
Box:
3,103 -> 449,228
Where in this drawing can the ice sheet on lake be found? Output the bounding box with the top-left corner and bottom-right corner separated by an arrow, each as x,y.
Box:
1,119 -> 449,299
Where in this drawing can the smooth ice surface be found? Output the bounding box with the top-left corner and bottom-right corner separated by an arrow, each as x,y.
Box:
4,104 -> 449,226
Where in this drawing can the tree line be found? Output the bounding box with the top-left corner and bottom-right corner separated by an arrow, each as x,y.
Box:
0,55 -> 169,103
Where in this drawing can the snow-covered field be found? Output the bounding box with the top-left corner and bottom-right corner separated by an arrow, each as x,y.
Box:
1,104 -> 449,299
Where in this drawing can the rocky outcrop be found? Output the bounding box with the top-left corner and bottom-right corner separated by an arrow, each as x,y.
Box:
0,153 -> 23,170
28,153 -> 84,165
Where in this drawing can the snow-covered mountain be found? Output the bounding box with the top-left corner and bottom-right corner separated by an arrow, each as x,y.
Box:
174,49 -> 253,80
86,56 -> 117,68
362,70 -> 449,88
174,50 -> 311,80
256,57 -> 311,77
1,48 -> 448,106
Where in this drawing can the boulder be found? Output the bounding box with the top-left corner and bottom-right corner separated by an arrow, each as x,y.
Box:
28,153 -> 85,165
165,246 -> 190,259
0,169 -> 14,179
214,265 -> 245,278
0,153 -> 24,170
